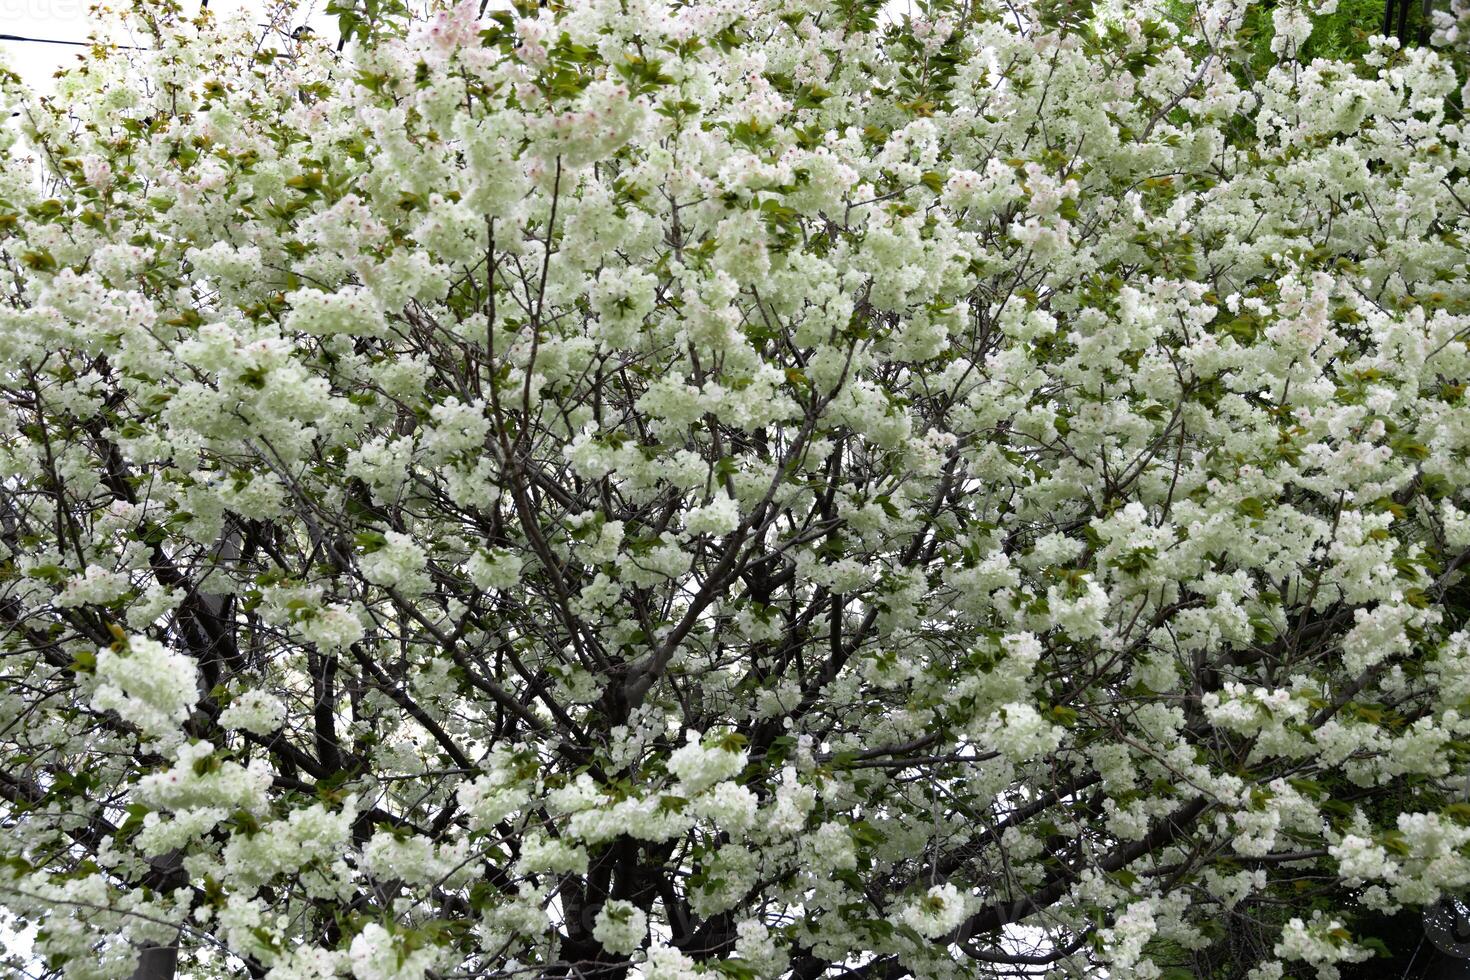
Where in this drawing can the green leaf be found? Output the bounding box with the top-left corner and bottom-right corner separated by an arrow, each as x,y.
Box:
1049,704 -> 1080,727
355,531 -> 388,553
1236,497 -> 1267,520
1359,936 -> 1391,958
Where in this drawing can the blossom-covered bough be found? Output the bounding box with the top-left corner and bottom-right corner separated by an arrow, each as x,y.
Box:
1,0 -> 1469,976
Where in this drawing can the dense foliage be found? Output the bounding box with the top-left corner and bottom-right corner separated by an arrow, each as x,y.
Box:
2,0 -> 1470,977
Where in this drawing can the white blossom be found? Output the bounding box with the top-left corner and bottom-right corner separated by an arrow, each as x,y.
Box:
91,637 -> 198,740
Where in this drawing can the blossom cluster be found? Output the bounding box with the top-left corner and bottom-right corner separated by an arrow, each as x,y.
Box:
0,0 -> 1468,978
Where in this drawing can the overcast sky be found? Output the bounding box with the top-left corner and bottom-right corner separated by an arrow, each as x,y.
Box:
1,0 -> 95,92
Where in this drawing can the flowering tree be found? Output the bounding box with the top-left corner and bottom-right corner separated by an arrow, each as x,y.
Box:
2,0 -> 1470,977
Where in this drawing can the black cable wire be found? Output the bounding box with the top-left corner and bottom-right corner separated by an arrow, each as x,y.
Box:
0,33 -> 143,51
0,33 -> 90,48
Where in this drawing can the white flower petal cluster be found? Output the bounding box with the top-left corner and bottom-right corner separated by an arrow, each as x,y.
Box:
223,798 -> 358,891
973,703 -> 1063,764
358,530 -> 432,596
134,741 -> 272,814
458,753 -> 533,831
592,899 -> 647,956
54,565 -> 131,609
894,883 -> 968,940
349,923 -> 437,980
90,637 -> 198,740
683,493 -> 741,538
667,731 -> 748,793
1274,913 -> 1374,978
218,689 -> 287,736
298,602 -> 367,652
